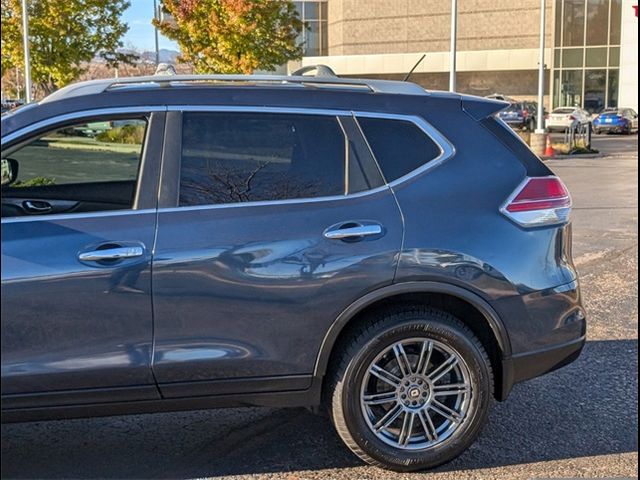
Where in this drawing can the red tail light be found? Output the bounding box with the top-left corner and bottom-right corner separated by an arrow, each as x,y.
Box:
522,109 -> 529,118
569,115 -> 576,120
501,177 -> 572,227
544,114 -> 549,119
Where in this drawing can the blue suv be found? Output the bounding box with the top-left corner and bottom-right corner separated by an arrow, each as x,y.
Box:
0,71 -> 585,472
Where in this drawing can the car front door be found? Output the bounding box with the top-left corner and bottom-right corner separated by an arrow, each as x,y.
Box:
1,110 -> 165,408
150,108 -> 404,397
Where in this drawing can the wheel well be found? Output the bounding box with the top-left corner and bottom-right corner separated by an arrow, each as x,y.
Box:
323,292 -> 505,400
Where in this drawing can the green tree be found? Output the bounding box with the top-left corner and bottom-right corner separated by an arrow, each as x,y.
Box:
154,0 -> 304,74
1,0 -> 135,96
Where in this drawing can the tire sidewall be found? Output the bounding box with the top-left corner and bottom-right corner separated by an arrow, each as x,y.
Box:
339,314 -> 492,471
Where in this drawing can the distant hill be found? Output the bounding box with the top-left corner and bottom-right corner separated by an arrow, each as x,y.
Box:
94,48 -> 180,64
140,49 -> 180,63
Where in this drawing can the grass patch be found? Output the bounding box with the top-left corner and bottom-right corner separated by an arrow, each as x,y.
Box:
96,124 -> 145,145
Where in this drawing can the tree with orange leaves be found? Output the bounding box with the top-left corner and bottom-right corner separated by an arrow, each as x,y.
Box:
154,0 -> 304,74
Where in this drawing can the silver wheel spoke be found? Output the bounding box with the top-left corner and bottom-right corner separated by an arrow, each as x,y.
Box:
429,400 -> 463,423
416,341 -> 433,375
363,391 -> 398,405
369,364 -> 402,388
392,343 -> 412,376
428,355 -> 458,383
433,383 -> 470,397
373,403 -> 403,432
398,411 -> 416,447
418,409 -> 438,442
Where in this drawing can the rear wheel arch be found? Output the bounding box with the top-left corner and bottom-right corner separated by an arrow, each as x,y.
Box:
315,282 -> 512,400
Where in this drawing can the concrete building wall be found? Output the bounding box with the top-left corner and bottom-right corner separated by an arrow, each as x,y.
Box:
327,0 -> 555,55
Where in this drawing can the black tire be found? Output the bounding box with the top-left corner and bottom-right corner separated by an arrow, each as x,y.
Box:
327,307 -> 494,472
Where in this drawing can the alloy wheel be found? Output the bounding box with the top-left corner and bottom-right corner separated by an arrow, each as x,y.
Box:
360,337 -> 473,450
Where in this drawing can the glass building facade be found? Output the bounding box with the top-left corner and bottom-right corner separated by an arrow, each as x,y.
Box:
293,1 -> 328,57
553,0 -> 622,112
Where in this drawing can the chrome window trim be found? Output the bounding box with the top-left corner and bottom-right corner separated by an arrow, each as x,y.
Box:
1,105 -> 456,218
1,106 -> 167,147
157,184 -> 390,214
1,208 -> 157,224
168,105 -> 455,197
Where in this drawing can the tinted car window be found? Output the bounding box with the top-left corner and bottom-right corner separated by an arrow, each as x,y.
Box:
179,112 -> 346,206
357,117 -> 442,182
505,104 -> 522,112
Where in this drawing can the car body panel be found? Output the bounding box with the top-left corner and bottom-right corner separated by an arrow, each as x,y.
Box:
0,211 -> 160,405
151,188 -> 404,394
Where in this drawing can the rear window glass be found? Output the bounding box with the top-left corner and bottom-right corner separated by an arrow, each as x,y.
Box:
553,108 -> 574,114
357,117 -> 442,182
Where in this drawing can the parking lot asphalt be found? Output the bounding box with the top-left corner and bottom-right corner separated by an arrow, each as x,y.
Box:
1,136 -> 638,480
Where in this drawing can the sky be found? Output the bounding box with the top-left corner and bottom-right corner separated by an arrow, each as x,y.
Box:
121,0 -> 178,52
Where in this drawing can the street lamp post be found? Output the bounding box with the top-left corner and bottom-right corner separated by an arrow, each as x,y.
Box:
535,0 -> 546,133
154,0 -> 160,66
21,0 -> 33,103
449,0 -> 457,92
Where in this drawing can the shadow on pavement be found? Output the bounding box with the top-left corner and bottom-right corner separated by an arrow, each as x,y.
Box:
1,339 -> 637,479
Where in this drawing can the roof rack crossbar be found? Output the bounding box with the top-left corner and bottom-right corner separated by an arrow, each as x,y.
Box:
40,73 -> 427,103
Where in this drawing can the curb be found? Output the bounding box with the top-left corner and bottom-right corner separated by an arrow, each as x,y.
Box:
541,152 -> 604,160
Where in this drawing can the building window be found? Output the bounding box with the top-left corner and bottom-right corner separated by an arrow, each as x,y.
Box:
294,1 -> 328,57
553,0 -> 622,112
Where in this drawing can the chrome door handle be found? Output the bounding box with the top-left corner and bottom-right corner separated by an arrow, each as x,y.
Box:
324,224 -> 383,240
78,246 -> 144,262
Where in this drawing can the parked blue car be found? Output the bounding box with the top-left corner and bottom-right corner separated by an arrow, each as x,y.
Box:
593,107 -> 639,134
0,70 -> 585,472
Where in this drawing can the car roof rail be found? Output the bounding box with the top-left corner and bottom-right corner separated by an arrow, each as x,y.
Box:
40,73 -> 428,104
290,64 -> 338,77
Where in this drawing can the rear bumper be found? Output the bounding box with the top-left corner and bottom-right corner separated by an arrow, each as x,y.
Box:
546,124 -> 571,132
594,124 -> 629,132
497,280 -> 586,400
502,119 -> 526,129
510,334 -> 585,383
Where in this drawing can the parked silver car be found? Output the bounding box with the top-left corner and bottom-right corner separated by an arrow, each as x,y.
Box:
545,106 -> 592,132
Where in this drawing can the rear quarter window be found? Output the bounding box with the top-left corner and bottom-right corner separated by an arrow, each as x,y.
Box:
357,117 -> 442,182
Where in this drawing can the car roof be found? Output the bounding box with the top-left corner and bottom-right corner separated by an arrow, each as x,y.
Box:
1,73 -> 507,140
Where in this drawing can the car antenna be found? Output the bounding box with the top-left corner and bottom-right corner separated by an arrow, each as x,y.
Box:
403,54 -> 426,82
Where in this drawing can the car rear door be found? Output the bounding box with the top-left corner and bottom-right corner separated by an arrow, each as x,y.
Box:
1,109 -> 165,408
150,108 -> 403,397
